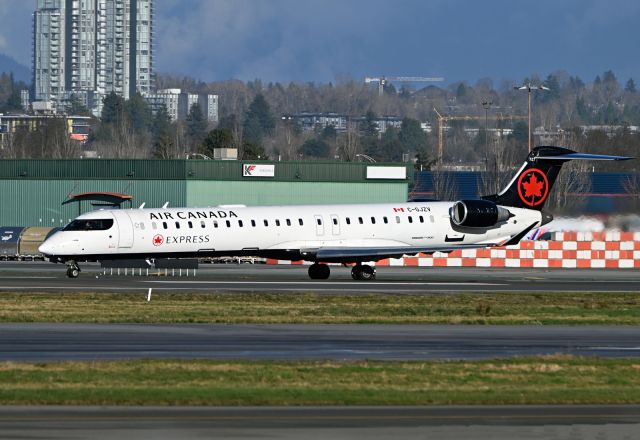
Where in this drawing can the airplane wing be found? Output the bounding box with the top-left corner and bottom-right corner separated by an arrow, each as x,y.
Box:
301,221 -> 539,262
306,243 -> 487,261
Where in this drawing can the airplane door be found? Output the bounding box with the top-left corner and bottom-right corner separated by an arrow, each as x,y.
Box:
330,214 -> 340,236
112,210 -> 134,248
314,215 -> 325,236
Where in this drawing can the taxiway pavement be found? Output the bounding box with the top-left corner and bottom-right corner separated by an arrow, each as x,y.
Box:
0,405 -> 638,440
1,323 -> 639,361
0,261 -> 639,293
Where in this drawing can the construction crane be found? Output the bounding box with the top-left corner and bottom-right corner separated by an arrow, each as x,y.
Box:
365,76 -> 444,96
433,108 -> 527,163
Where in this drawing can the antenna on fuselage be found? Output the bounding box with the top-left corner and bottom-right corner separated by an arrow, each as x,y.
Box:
162,202 -> 169,208
138,202 -> 146,209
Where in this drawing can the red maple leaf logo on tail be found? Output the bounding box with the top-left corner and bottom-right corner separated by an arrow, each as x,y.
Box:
517,168 -> 549,207
522,174 -> 544,198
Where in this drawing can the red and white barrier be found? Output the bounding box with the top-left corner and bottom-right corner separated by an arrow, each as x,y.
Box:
266,231 -> 640,269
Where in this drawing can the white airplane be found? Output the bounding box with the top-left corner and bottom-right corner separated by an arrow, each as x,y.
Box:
39,146 -> 630,279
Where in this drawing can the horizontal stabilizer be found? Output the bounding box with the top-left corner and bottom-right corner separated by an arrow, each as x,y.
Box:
535,152 -> 633,161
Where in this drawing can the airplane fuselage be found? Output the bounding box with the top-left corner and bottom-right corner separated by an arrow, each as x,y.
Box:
39,202 -> 541,263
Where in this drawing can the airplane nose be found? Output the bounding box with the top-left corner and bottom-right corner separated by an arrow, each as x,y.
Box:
38,242 -> 53,255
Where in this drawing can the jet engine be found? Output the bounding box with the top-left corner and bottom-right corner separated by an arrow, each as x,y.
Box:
450,200 -> 512,228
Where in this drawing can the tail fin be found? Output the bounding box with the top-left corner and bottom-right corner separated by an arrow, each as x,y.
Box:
482,146 -> 632,211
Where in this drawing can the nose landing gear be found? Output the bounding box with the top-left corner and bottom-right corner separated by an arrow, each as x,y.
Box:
66,261 -> 81,278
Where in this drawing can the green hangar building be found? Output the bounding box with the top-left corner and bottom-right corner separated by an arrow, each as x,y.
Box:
0,159 -> 412,227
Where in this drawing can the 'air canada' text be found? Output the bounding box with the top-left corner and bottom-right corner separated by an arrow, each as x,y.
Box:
149,210 -> 238,220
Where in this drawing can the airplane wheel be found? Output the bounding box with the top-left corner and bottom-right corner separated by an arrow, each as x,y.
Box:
308,263 -> 330,280
351,264 -> 376,281
66,267 -> 80,278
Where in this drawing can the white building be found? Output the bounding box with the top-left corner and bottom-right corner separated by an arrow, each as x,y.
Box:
33,0 -> 154,115
145,89 -> 219,123
33,0 -> 66,102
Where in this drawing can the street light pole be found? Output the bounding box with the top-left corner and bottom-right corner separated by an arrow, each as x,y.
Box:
514,83 -> 549,152
482,100 -> 493,180
482,100 -> 492,165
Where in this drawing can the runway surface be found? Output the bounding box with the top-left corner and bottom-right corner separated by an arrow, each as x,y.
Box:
1,261 -> 639,293
0,406 -> 638,440
2,323 -> 640,361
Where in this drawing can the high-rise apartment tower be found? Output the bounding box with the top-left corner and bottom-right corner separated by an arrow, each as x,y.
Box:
33,0 -> 153,111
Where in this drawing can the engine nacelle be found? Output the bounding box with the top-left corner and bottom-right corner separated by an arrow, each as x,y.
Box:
450,200 -> 511,228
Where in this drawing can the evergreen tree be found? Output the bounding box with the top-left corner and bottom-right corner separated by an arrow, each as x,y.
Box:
125,93 -> 153,133
243,93 -> 275,145
68,94 -> 92,115
576,97 -> 590,123
542,74 -> 561,101
201,128 -> 233,156
101,92 -> 125,125
378,126 -> 404,162
242,140 -> 268,160
300,137 -> 330,158
186,103 -> 207,149
510,121 -> 529,145
625,78 -> 637,93
363,110 -> 379,138
399,118 -> 428,152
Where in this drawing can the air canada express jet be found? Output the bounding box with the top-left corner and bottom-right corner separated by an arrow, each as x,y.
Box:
39,147 -> 630,280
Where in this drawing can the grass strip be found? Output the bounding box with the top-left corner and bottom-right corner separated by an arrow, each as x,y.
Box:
0,357 -> 639,405
0,291 -> 639,324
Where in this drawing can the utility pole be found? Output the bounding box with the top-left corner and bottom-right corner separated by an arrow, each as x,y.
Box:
482,100 -> 492,165
514,83 -> 549,152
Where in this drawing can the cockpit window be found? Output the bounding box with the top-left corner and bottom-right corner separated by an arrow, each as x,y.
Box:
63,219 -> 114,231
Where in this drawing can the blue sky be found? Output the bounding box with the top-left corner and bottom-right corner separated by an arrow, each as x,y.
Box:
1,0 -> 639,85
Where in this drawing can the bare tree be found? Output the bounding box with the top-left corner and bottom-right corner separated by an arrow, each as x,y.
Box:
622,174 -> 640,213
337,121 -> 360,161
431,165 -> 458,201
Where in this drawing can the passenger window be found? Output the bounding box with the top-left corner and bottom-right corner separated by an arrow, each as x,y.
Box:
213,221 -> 219,228
298,218 -> 303,226
251,220 -> 256,227
346,218 -> 351,225
175,222 -> 180,229
408,216 -> 413,224
226,220 -> 231,227
396,216 -> 401,224
286,219 -> 291,226
152,222 -> 157,230
430,215 -> 435,223
264,220 -> 269,227
140,223 -> 145,230
238,220 -> 243,227
419,216 -> 424,223
317,218 -> 322,226
188,221 -> 193,228
332,218 -> 338,225
163,222 -> 168,229
383,217 -> 388,224
276,219 -> 281,227
358,217 -> 363,224
371,217 -> 376,224
201,221 -> 206,228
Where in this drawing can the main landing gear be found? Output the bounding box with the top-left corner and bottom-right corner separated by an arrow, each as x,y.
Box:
307,263 -> 376,281
66,261 -> 81,278
351,264 -> 376,281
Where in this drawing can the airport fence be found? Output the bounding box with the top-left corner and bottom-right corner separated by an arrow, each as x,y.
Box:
266,231 -> 640,269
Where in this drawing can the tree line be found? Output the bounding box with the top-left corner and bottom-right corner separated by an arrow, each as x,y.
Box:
0,69 -> 639,172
